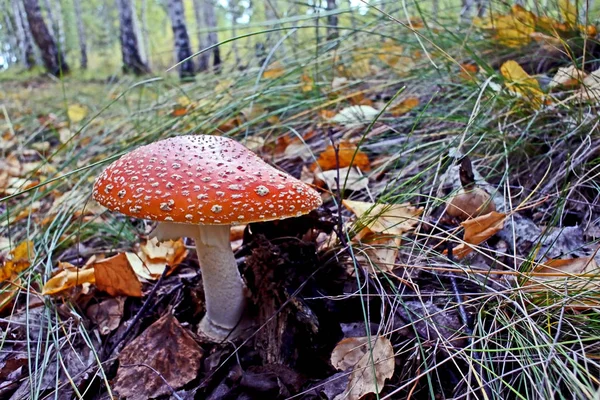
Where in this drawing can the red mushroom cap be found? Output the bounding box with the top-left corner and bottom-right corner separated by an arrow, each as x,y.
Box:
93,135 -> 322,225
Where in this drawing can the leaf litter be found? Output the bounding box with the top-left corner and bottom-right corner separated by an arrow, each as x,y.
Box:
2,4 -> 600,398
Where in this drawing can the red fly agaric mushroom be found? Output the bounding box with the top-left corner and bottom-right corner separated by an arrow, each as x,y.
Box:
93,135 -> 322,340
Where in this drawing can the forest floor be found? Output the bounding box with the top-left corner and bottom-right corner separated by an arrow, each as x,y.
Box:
1,4 -> 600,400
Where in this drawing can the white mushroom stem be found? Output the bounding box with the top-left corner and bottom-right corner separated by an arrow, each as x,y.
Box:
152,222 -> 246,340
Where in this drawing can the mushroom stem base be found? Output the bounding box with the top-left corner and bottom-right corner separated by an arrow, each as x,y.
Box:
194,225 -> 246,341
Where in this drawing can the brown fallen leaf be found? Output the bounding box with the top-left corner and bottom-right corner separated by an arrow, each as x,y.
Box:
342,199 -> 423,237
361,234 -> 401,273
93,253 -> 142,297
447,187 -> 496,220
0,277 -> 21,314
42,263 -> 96,296
114,313 -> 204,399
450,211 -> 506,259
331,335 -> 395,400
312,142 -> 371,172
87,297 -> 125,335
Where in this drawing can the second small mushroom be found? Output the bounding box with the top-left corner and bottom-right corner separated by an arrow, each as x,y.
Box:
93,135 -> 322,340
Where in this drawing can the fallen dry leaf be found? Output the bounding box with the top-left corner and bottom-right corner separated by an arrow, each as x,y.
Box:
0,278 -> 21,314
114,313 -> 203,399
312,142 -> 371,172
450,211 -> 506,259
67,104 -> 87,123
559,0 -> 577,27
447,187 -> 496,220
263,61 -> 285,79
300,73 -> 314,92
362,234 -> 401,273
501,60 -> 545,108
329,105 -> 379,127
316,167 -> 369,192
93,253 -> 142,297
128,238 -> 188,280
0,240 -> 34,283
87,297 -> 125,335
549,65 -> 587,89
331,335 -> 395,400
389,97 -> 419,116
42,263 -> 96,295
342,200 -> 423,237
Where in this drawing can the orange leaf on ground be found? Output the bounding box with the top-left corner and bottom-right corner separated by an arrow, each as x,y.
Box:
93,253 -> 142,297
263,61 -> 285,79
450,211 -> 506,259
389,97 -> 419,116
312,142 -> 371,172
300,74 -> 314,92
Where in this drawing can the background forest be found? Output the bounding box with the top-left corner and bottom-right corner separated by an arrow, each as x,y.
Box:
1,0 -> 600,399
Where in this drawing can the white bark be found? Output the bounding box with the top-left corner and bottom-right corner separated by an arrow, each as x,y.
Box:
73,0 -> 87,68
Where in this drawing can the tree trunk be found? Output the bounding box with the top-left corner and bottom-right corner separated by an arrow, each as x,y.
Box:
192,0 -> 209,71
72,0 -> 87,69
326,0 -> 338,40
228,0 -> 240,67
116,0 -> 150,74
12,0 -> 35,68
202,0 -> 220,70
22,0 -> 69,75
167,0 -> 195,78
140,0 -> 151,67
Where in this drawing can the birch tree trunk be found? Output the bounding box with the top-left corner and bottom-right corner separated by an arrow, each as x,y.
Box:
326,0 -> 338,40
140,0 -> 151,67
192,0 -> 209,71
228,0 -> 240,67
22,0 -> 69,75
116,0 -> 150,74
203,0 -> 221,70
72,0 -> 87,69
12,0 -> 35,68
167,0 -> 195,78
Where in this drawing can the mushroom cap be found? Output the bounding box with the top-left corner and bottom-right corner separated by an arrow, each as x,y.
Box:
93,135 -> 322,225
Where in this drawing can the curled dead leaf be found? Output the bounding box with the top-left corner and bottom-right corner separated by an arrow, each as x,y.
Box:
331,335 -> 395,400
42,263 -> 96,296
449,211 -> 506,259
312,142 -> 370,172
93,253 -> 142,297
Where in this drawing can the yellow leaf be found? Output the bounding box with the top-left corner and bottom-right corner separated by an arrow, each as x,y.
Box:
214,79 -> 234,93
450,211 -> 506,259
263,61 -> 285,79
342,200 -> 423,237
349,58 -> 372,78
559,0 -> 577,27
176,96 -> 191,107
300,74 -> 314,92
67,104 -> 87,123
0,240 -> 34,283
378,41 -> 404,68
500,60 -> 545,108
389,97 -> 419,116
42,263 -> 96,295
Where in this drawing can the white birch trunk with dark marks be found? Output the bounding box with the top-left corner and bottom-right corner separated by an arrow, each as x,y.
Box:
72,0 -> 87,69
203,0 -> 220,70
22,0 -> 69,75
116,0 -> 150,74
12,0 -> 35,68
140,0 -> 151,67
228,0 -> 240,67
167,0 -> 194,78
192,0 -> 209,72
